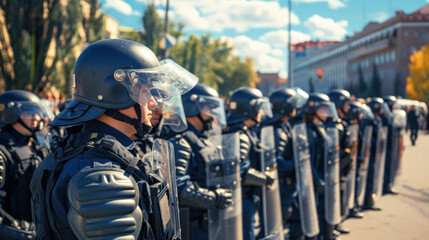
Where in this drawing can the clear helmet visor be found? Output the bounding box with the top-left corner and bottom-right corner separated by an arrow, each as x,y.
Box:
198,95 -> 227,130
115,59 -> 198,107
16,101 -> 55,128
362,104 -> 375,119
151,89 -> 187,132
292,87 -> 309,109
252,97 -> 273,120
318,102 -> 338,120
381,102 -> 392,115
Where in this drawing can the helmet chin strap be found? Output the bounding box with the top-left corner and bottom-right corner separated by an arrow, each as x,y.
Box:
17,118 -> 40,136
105,103 -> 152,138
197,113 -> 213,131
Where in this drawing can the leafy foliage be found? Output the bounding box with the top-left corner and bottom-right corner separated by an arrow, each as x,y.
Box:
406,44 -> 429,103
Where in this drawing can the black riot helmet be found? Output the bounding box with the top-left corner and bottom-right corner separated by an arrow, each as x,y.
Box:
328,89 -> 351,115
50,39 -> 197,138
367,97 -> 384,116
227,87 -> 272,125
269,88 -> 298,120
0,90 -> 54,130
382,95 -> 397,111
344,101 -> 364,122
303,93 -> 331,115
181,84 -> 226,130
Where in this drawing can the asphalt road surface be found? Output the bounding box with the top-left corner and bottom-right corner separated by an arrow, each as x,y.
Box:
341,131 -> 429,240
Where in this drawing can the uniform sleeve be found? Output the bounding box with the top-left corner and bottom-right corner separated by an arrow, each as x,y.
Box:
275,127 -> 294,173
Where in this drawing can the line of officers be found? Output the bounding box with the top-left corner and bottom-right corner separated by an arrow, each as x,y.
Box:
0,39 -> 407,240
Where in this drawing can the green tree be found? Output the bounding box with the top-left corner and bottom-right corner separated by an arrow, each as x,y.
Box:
85,0 -> 105,43
370,63 -> 381,97
308,77 -> 315,93
0,0 -> 82,93
357,65 -> 367,97
142,3 -> 161,55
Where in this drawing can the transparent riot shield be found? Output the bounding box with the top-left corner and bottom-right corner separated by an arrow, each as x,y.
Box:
291,123 -> 319,237
372,126 -> 388,198
259,126 -> 284,240
152,139 -> 181,239
324,127 -> 341,225
345,124 -> 359,210
390,109 -> 407,185
356,126 -> 373,207
205,133 -> 243,240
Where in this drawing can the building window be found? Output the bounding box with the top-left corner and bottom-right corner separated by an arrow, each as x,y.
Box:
380,54 -> 385,64
365,59 -> 369,68
375,56 -> 379,65
404,31 -> 408,37
386,52 -> 390,63
391,51 -> 396,61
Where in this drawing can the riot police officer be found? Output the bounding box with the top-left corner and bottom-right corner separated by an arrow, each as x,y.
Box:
364,98 -> 387,211
382,96 -> 404,195
303,93 -> 341,240
171,83 -> 236,240
267,88 -> 320,240
0,90 -> 54,239
342,101 -> 365,219
407,105 -> 420,146
225,87 -> 275,240
328,90 -> 353,235
30,39 -> 197,239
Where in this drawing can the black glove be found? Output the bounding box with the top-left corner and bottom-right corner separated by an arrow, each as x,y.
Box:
214,188 -> 233,209
315,179 -> 325,194
265,172 -> 275,186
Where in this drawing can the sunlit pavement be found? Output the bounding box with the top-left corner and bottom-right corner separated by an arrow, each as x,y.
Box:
341,131 -> 429,240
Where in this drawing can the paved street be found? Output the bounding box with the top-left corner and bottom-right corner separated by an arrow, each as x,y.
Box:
342,132 -> 429,240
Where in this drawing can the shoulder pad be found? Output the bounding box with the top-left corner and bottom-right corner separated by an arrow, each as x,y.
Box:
67,167 -> 143,239
0,150 -> 5,188
173,136 -> 192,177
239,132 -> 251,162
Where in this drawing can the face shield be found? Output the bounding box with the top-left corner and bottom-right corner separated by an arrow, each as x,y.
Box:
251,97 -> 273,121
362,104 -> 375,119
13,101 -> 55,129
194,95 -> 227,130
150,87 -> 187,132
114,59 -> 198,108
317,102 -> 338,122
293,87 -> 309,109
381,102 -> 392,115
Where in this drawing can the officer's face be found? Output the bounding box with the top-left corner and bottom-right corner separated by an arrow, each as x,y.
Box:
21,111 -> 42,129
141,96 -> 157,126
343,101 -> 350,114
150,107 -> 164,126
316,106 -> 329,122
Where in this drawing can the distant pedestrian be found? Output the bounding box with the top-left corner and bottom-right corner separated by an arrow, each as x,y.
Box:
407,105 -> 420,145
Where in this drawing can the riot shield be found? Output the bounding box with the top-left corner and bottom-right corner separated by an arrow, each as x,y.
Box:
356,126 -> 373,207
390,109 -> 407,185
205,133 -> 243,240
372,126 -> 388,198
259,126 -> 284,240
345,124 -> 359,210
324,127 -> 341,225
152,139 -> 181,239
291,123 -> 319,237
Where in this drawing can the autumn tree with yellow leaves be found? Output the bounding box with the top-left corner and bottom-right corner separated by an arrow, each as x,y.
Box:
406,43 -> 429,103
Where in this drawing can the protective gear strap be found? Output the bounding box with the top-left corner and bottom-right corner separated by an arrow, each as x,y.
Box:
196,114 -> 213,131
104,106 -> 152,138
179,181 -> 217,210
242,168 -> 267,187
67,167 -> 143,240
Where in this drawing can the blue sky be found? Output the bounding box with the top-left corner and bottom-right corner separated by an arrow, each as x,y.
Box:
100,0 -> 427,77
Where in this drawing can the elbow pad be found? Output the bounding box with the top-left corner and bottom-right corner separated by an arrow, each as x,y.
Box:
242,168 -> 267,187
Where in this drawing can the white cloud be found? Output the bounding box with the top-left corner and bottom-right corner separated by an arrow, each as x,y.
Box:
371,11 -> 389,23
224,35 -> 285,73
271,48 -> 284,56
162,0 -> 300,32
293,0 -> 346,9
304,15 -> 348,40
259,30 -> 311,48
104,0 -> 135,15
132,10 -> 141,16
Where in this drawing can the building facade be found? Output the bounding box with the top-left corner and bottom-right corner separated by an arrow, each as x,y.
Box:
292,5 -> 429,97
